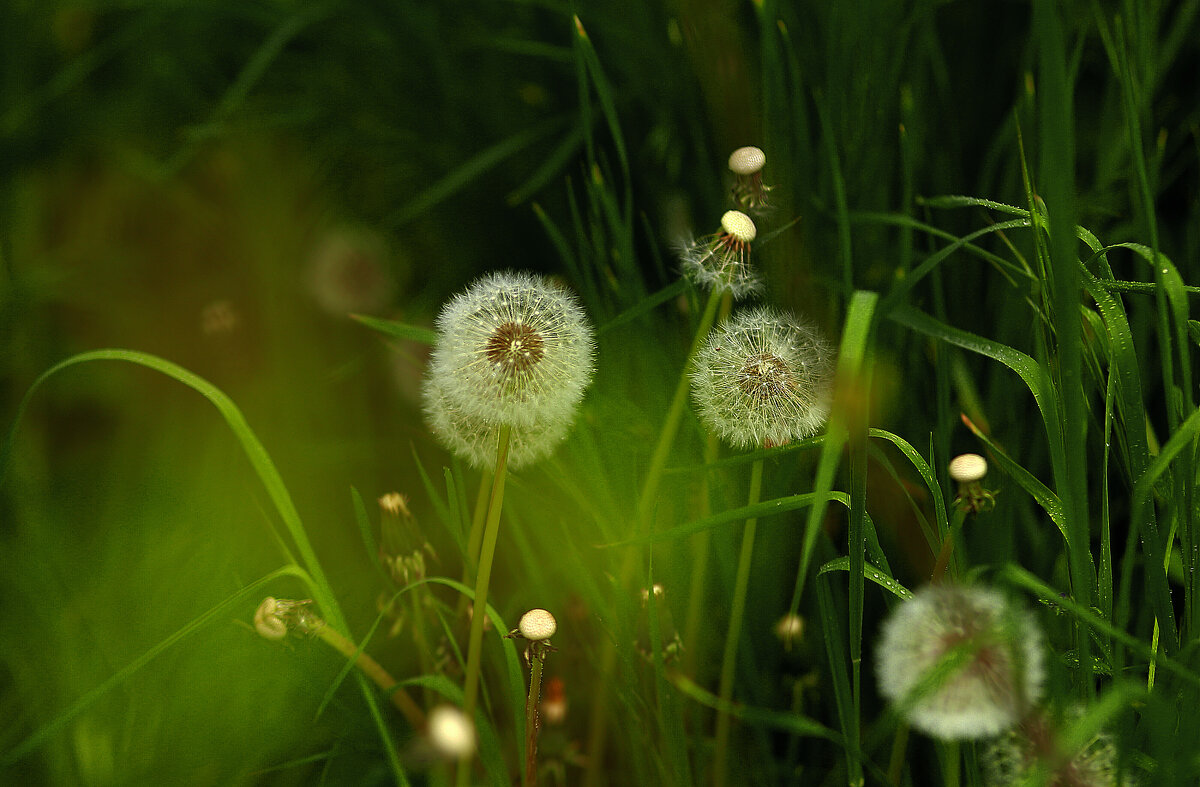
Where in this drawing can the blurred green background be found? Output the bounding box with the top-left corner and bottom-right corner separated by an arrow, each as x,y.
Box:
2,0 -> 1198,784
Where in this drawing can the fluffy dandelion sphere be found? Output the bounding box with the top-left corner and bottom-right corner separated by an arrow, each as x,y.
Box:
876,584 -> 1045,740
691,306 -> 834,449
426,705 -> 476,760
423,373 -> 570,470
518,608 -> 557,641
424,271 -> 595,431
949,453 -> 988,483
728,146 -> 766,176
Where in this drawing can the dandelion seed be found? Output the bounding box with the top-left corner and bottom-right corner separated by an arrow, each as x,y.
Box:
424,271 -> 595,431
678,210 -> 763,300
876,584 -> 1045,740
728,146 -> 772,210
691,306 -> 833,449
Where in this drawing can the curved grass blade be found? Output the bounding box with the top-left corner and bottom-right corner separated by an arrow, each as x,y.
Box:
668,673 -> 842,743
818,557 -> 914,601
867,428 -> 949,551
351,314 -> 437,345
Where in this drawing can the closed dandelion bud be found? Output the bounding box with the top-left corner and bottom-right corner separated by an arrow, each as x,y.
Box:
679,210 -> 763,300
728,146 -> 772,210
424,271 -> 595,432
691,306 -> 834,449
875,584 -> 1045,740
423,373 -> 572,470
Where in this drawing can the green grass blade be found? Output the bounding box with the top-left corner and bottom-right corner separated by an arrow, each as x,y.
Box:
350,314 -> 437,345
817,557 -> 913,601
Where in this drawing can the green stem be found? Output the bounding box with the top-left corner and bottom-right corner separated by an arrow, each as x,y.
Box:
456,474 -> 493,618
712,457 -> 764,787
457,425 -> 512,787
930,506 -> 968,583
584,286 -> 724,787
526,650 -> 546,785
313,623 -> 426,730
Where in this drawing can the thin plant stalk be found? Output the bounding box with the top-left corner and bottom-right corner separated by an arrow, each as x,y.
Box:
584,287 -> 723,786
456,474 -> 492,618
312,622 -> 426,730
712,456 -> 764,787
457,424 -> 512,787
931,506 -> 968,583
525,649 -> 546,784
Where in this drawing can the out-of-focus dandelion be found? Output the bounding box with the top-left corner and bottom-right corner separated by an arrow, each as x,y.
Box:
876,584 -> 1045,740
679,210 -> 763,300
983,708 -> 1127,787
728,146 -> 771,210
426,705 -> 477,760
774,613 -> 806,647
424,271 -> 595,431
200,299 -> 239,336
305,226 -> 397,316
540,676 -> 568,725
691,306 -> 834,449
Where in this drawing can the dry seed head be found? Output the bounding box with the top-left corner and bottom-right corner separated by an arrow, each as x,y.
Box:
949,453 -> 988,483
691,307 -> 834,449
720,210 -> 757,242
424,271 -> 595,430
518,608 -> 557,641
378,492 -> 410,517
253,597 -> 288,641
728,146 -> 766,176
876,584 -> 1045,740
426,705 -> 476,760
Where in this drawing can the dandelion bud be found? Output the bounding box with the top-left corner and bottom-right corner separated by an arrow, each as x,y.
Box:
691,307 -> 834,449
426,705 -> 476,760
728,146 -> 772,210
518,608 -> 557,641
423,271 -> 595,434
253,597 -> 288,641
774,613 -> 805,646
949,453 -> 988,483
949,453 -> 996,513
875,584 -> 1045,740
678,211 -> 763,300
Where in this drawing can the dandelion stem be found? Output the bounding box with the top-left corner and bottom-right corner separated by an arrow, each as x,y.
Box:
931,507 -> 968,583
584,285 -> 723,787
457,424 -> 512,787
525,648 -> 546,785
456,474 -> 492,619
312,622 -> 426,730
712,457 -> 764,787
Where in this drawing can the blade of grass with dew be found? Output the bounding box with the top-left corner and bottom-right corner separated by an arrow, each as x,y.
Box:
867,428 -> 949,549
787,290 -> 877,621
350,314 -> 437,345
817,557 -> 913,601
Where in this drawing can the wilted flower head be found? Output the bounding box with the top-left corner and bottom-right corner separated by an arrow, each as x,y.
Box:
424,271 -> 595,432
876,584 -> 1045,740
691,306 -> 833,449
679,210 -> 763,300
423,373 -> 571,470
728,146 -> 772,210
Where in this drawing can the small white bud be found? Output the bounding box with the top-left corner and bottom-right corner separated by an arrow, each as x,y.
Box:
728,146 -> 766,176
949,453 -> 988,483
518,608 -> 557,641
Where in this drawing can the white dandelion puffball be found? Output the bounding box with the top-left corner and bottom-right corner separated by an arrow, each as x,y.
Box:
678,210 -> 763,300
876,584 -> 1046,740
423,373 -> 570,470
425,271 -> 595,431
691,307 -> 833,449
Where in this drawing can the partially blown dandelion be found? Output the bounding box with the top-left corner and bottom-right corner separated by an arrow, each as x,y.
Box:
728,146 -> 771,210
423,270 -> 595,439
679,210 -> 763,300
876,584 -> 1045,740
691,306 -> 833,449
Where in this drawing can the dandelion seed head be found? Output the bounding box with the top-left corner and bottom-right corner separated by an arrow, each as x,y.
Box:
720,210 -> 757,242
426,705 -> 476,760
876,584 -> 1045,740
422,373 -> 571,470
691,307 -> 833,448
949,453 -> 988,483
426,271 -> 595,431
983,708 -> 1128,787
728,146 -> 766,176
